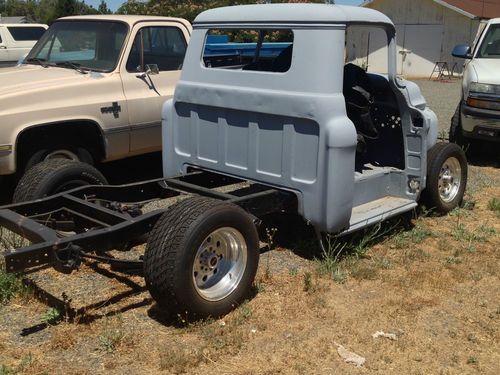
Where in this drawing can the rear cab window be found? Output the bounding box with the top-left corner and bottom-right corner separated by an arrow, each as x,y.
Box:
203,29 -> 294,72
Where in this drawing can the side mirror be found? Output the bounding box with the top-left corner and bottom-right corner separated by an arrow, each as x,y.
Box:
136,64 -> 160,78
145,64 -> 159,75
452,44 -> 472,59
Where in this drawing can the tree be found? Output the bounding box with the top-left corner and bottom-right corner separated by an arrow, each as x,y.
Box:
98,0 -> 111,14
54,0 -> 77,19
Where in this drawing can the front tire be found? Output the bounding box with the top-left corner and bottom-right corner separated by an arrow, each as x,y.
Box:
449,103 -> 469,149
13,159 -> 107,203
143,196 -> 259,319
421,142 -> 467,213
24,146 -> 93,173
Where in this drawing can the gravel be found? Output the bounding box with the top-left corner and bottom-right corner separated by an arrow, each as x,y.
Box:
413,78 -> 462,135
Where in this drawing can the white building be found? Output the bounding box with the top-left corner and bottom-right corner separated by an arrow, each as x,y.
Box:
347,0 -> 500,78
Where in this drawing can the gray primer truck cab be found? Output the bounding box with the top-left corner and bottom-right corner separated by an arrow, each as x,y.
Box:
1,4 -> 467,319
162,4 -> 465,234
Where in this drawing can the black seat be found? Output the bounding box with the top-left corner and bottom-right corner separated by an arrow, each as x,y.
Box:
343,63 -> 378,140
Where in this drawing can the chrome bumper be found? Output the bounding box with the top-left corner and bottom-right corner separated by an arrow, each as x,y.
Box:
461,104 -> 500,142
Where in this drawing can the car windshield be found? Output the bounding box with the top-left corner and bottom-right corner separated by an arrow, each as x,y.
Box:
477,24 -> 500,58
25,20 -> 128,72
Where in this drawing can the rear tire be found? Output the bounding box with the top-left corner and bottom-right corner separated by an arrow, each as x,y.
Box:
421,142 -> 467,214
13,159 -> 107,203
143,196 -> 259,319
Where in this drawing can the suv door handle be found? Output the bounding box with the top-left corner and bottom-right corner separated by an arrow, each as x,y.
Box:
0,46 -> 7,49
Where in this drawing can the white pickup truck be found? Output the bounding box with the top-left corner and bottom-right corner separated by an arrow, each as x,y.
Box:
450,18 -> 500,148
0,15 -> 191,198
0,23 -> 47,66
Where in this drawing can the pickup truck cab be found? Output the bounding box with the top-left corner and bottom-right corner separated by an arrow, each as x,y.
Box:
163,3 -> 468,232
0,23 -> 47,67
0,15 -> 191,197
450,18 -> 500,147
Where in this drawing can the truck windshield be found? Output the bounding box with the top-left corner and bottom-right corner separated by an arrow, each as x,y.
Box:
25,20 -> 128,72
477,24 -> 500,58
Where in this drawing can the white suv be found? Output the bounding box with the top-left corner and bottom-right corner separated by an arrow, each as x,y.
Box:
450,18 -> 500,147
0,24 -> 48,66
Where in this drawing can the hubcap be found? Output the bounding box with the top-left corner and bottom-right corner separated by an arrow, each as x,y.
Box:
438,157 -> 461,203
192,227 -> 247,301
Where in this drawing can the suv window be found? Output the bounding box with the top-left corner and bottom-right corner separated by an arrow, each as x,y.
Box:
203,29 -> 294,72
126,26 -> 187,72
477,24 -> 500,58
7,27 -> 46,41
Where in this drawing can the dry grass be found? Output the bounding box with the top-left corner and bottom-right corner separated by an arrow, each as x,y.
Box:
0,166 -> 499,374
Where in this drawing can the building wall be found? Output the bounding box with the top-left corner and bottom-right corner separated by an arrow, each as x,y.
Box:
355,0 -> 481,77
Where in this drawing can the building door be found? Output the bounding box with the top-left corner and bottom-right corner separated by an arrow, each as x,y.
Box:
398,24 -> 444,78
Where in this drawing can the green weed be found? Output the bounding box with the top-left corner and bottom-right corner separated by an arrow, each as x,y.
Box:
0,365 -> 15,375
98,329 -> 124,353
0,271 -> 30,304
303,271 -> 314,293
391,226 -> 432,249
452,223 -> 494,242
487,197 -> 500,217
41,307 -> 62,325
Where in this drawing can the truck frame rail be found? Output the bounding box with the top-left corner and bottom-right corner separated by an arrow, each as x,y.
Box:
0,169 -> 296,274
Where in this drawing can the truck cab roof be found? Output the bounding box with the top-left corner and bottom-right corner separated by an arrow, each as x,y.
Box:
193,3 -> 393,27
60,15 -> 191,29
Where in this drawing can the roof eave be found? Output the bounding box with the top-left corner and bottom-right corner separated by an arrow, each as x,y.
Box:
362,0 -> 477,19
433,0 -> 477,19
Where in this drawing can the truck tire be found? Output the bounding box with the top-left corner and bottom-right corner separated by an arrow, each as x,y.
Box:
143,196 -> 259,319
421,142 -> 467,214
449,103 -> 469,149
24,146 -> 93,173
13,159 -> 107,203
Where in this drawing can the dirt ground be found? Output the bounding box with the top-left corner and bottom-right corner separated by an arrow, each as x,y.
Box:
1,81 -> 499,375
0,164 -> 498,375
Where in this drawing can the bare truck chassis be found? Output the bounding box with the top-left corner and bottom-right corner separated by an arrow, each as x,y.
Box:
1,171 -> 295,275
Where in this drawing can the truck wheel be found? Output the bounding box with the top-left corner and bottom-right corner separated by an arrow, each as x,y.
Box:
24,146 -> 93,172
421,142 -> 467,214
13,159 -> 107,203
143,196 -> 259,319
449,103 -> 469,148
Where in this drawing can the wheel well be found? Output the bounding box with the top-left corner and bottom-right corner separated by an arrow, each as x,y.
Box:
16,121 -> 106,168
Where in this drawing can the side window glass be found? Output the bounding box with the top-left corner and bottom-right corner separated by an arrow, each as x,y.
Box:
126,26 -> 187,72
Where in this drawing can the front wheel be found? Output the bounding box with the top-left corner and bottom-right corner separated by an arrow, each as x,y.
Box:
421,142 -> 467,213
13,159 -> 107,203
143,196 -> 259,319
24,146 -> 93,173
449,103 -> 469,149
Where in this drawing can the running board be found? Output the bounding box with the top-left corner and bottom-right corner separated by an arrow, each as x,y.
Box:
342,197 -> 417,235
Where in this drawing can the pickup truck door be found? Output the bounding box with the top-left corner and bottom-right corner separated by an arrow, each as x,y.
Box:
120,22 -> 189,154
0,28 -> 10,64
